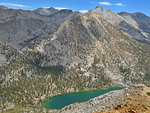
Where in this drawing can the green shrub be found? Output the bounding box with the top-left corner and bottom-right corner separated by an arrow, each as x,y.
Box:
146,92 -> 150,96
119,67 -> 130,74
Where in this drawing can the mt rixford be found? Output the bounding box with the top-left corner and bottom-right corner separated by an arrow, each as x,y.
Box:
0,6 -> 150,112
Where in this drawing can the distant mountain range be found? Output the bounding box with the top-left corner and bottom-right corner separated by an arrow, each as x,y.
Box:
0,6 -> 150,112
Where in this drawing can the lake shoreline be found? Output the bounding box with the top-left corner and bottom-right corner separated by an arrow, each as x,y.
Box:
42,87 -> 123,110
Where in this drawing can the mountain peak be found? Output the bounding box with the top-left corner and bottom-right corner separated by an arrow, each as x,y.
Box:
95,6 -> 106,11
34,7 -> 58,16
0,6 -> 8,9
133,12 -> 149,18
90,6 -> 108,13
59,9 -> 73,13
119,12 -> 149,18
118,12 -> 128,15
89,6 -> 123,25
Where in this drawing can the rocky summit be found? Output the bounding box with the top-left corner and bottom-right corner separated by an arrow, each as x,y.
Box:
90,7 -> 150,44
34,7 -> 59,16
0,6 -> 150,113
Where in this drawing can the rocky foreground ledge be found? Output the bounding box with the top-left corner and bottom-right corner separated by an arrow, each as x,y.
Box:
59,84 -> 150,113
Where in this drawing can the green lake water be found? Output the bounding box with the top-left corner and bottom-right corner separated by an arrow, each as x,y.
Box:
42,87 -> 123,110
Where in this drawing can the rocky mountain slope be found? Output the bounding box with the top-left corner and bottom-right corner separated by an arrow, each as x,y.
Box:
0,7 -> 57,49
90,7 -> 150,44
0,6 -> 150,112
26,12 -> 150,86
47,9 -> 77,25
0,7 -> 75,49
119,12 -> 150,39
0,6 -> 8,9
0,42 -> 21,66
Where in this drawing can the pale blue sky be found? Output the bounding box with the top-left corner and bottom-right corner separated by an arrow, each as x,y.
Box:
0,0 -> 150,16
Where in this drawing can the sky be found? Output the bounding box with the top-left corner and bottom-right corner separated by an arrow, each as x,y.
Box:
0,0 -> 150,16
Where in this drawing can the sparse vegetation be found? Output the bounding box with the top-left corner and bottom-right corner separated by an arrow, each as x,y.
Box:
0,5 -> 150,113
146,84 -> 150,87
147,92 -> 150,96
119,67 -> 130,74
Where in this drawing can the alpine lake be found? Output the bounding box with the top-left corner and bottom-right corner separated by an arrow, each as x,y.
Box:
42,87 -> 123,110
